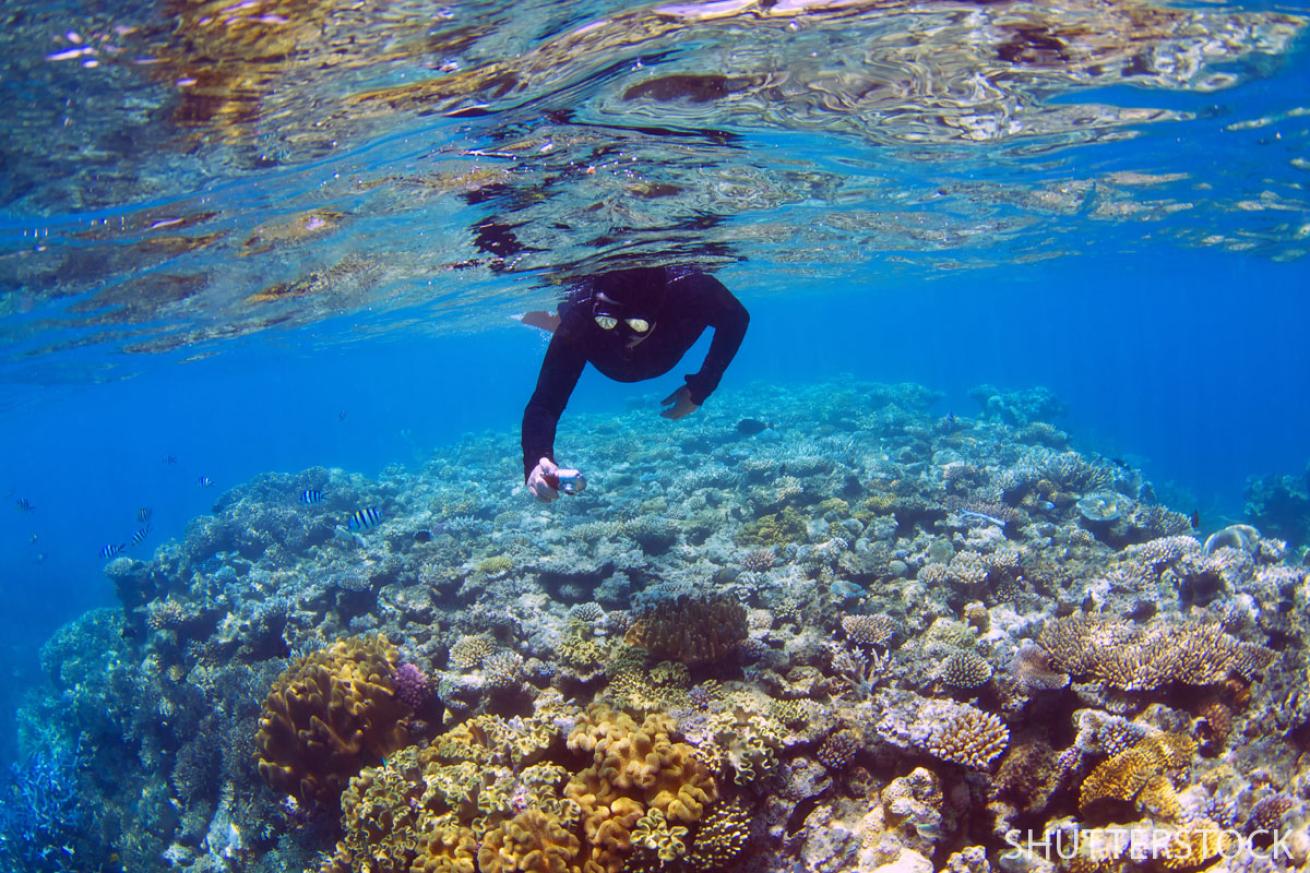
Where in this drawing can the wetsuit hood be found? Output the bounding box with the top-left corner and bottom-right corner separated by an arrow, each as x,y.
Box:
589,267 -> 669,321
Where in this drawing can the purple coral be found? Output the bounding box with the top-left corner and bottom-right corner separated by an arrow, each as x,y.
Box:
391,662 -> 431,710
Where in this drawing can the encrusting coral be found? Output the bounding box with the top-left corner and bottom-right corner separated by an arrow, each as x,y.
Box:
1078,731 -> 1197,817
255,634 -> 415,809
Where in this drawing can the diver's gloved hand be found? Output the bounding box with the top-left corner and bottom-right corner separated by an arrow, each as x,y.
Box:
528,457 -> 583,502
660,386 -> 701,420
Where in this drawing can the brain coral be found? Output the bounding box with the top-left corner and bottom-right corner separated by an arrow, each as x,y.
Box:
255,634 -> 414,809
624,595 -> 747,665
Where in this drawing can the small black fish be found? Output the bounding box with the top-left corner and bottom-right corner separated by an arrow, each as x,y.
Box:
197,475 -> 213,487
137,506 -> 152,523
15,497 -> 34,512
130,525 -> 151,547
163,455 -> 177,465
1190,509 -> 1200,530
413,530 -> 432,544
100,542 -> 126,559
348,506 -> 383,530
300,488 -> 325,505
736,418 -> 772,435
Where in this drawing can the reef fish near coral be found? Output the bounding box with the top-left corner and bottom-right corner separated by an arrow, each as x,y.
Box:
347,506 -> 383,530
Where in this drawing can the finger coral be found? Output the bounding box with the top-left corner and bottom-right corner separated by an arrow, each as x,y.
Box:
1038,616 -> 1275,691
255,634 -> 414,809
624,595 -> 747,665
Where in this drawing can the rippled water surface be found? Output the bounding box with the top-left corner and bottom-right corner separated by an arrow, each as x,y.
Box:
1,0 -> 1307,376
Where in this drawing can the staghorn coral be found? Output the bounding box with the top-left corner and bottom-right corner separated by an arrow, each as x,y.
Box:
1038,615 -> 1275,691
1078,731 -> 1197,818
255,634 -> 413,809
926,705 -> 1010,770
624,595 -> 747,665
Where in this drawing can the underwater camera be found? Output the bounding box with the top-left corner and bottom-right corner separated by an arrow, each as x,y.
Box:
550,471 -> 587,495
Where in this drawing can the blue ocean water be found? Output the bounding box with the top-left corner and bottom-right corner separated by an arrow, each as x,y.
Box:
1,0 -> 1309,866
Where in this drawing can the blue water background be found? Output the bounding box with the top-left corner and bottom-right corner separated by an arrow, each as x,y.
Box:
2,11 -> 1309,766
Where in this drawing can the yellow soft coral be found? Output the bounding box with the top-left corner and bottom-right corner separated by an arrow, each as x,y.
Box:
255,634 -> 412,809
564,706 -> 717,873
478,809 -> 582,873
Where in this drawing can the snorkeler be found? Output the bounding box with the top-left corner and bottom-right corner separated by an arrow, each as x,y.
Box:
520,265 -> 749,501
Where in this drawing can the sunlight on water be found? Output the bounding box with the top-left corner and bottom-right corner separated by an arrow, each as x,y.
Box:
0,0 -> 1306,374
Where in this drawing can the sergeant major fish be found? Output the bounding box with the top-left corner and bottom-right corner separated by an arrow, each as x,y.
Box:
100,542 -> 126,559
348,506 -> 383,530
300,488 -> 325,505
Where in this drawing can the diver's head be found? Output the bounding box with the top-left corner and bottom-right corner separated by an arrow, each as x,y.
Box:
589,267 -> 667,338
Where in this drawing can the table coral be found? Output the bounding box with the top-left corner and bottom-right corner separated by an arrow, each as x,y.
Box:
255,634 -> 414,809
1038,615 -> 1275,691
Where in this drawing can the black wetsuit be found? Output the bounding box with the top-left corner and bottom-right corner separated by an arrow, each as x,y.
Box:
521,266 -> 749,480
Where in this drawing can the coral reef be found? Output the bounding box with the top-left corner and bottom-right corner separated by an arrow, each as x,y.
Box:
14,380 -> 1310,873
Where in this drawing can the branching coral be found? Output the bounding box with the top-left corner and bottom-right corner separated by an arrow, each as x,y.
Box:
255,634 -> 413,809
926,705 -> 1010,770
624,595 -> 747,665
1038,616 -> 1275,691
686,799 -> 751,868
939,650 -> 994,688
841,613 -> 896,647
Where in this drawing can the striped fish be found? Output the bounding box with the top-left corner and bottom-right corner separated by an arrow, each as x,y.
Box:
137,506 -> 152,523
130,525 -> 151,547
197,475 -> 213,487
100,542 -> 126,559
300,488 -> 325,505
348,506 -> 383,531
